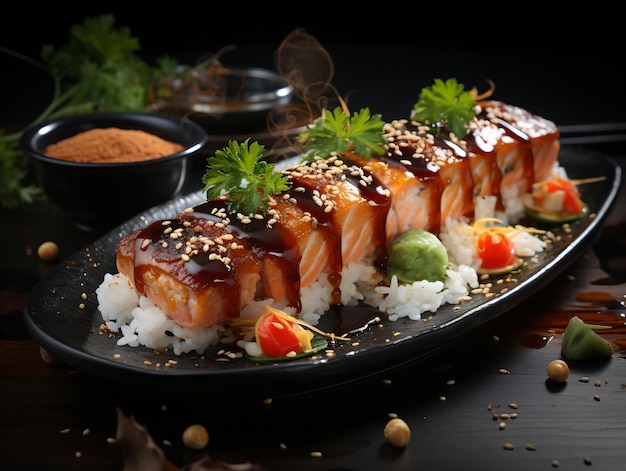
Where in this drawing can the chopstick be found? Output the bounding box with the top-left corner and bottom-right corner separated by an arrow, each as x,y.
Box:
558,122 -> 626,146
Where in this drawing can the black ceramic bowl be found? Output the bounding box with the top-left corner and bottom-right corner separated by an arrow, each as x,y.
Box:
19,112 -> 207,234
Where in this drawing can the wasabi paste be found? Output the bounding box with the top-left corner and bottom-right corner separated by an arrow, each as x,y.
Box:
561,316 -> 613,360
386,229 -> 449,283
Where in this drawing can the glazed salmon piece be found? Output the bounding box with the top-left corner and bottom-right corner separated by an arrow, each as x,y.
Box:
380,121 -> 474,233
495,139 -> 535,222
465,118 -> 505,216
269,196 -> 339,289
281,156 -> 389,266
436,150 -> 475,226
116,217 -> 263,329
481,100 -> 560,182
467,116 -> 532,222
347,150 -> 439,244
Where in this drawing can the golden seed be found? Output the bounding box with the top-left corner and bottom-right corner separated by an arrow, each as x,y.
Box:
498,368 -> 510,375
182,424 -> 209,450
593,394 -> 600,401
503,443 -> 515,450
310,451 -> 322,458
546,359 -> 569,383
526,443 -> 536,451
384,417 -> 411,448
508,403 -> 519,409
579,376 -> 590,383
583,456 -> 592,465
37,241 -> 59,261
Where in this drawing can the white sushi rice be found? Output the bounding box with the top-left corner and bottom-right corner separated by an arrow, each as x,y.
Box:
96,257 -> 480,355
96,273 -> 223,355
95,204 -> 547,355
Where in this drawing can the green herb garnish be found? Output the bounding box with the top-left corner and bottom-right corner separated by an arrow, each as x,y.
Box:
202,139 -> 290,215
299,106 -> 386,160
411,78 -> 477,138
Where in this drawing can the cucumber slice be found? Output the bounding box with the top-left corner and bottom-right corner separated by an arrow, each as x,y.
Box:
476,258 -> 524,276
524,204 -> 588,224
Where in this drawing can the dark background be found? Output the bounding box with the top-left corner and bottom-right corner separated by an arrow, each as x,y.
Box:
2,7 -> 625,128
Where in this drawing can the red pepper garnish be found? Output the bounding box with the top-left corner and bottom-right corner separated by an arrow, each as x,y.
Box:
532,177 -> 585,216
254,306 -> 313,357
524,176 -> 605,222
475,229 -> 518,270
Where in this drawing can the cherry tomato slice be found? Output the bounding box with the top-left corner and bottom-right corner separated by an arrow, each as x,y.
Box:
475,230 -> 517,269
255,312 -> 304,357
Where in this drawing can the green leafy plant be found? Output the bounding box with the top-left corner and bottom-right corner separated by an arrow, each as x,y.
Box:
411,78 -> 477,138
202,139 -> 291,215
298,106 -> 386,160
0,13 -> 227,209
0,133 -> 42,207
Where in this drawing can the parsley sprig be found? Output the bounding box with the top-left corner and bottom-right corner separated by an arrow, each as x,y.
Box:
202,139 -> 290,215
411,78 -> 477,138
298,106 -> 386,160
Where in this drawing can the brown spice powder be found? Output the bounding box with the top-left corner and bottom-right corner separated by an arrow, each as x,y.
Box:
44,128 -> 185,163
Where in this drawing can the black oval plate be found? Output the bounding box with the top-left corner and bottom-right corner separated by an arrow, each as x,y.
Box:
23,147 -> 622,395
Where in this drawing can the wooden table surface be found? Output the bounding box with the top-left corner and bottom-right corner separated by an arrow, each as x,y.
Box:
1,22 -> 626,469
1,142 -> 624,470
